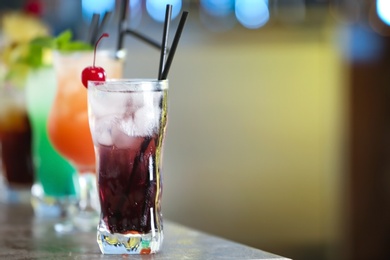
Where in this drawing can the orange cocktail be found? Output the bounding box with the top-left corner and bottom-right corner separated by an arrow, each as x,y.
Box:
48,51 -> 123,173
47,50 -> 123,232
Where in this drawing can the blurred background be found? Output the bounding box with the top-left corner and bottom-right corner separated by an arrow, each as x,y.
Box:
1,0 -> 390,260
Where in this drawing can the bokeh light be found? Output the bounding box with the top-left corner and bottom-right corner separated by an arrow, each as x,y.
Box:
81,0 -> 115,21
337,24 -> 384,62
200,0 -> 234,17
146,0 -> 182,23
199,0 -> 236,32
377,0 -> 390,26
128,0 -> 143,27
235,0 -> 269,29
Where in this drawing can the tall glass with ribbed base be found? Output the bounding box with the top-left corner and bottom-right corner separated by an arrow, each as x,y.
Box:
88,79 -> 168,255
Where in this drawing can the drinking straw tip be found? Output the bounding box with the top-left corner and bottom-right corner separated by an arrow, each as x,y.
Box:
97,11 -> 112,37
89,13 -> 101,44
160,11 -> 189,80
158,4 -> 173,80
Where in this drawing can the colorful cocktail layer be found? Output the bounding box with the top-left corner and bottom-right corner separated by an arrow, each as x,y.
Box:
48,51 -> 123,172
26,68 -> 77,197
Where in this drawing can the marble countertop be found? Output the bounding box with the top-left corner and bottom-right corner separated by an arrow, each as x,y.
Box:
0,202 -> 291,259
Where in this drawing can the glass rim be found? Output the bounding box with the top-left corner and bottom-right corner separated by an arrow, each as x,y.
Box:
88,78 -> 169,92
52,49 -> 127,60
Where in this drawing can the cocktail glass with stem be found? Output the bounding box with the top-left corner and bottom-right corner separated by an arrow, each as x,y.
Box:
88,79 -> 168,254
47,50 -> 123,232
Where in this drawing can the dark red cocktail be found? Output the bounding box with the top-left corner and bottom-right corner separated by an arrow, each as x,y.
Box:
88,79 -> 168,255
97,136 -> 162,234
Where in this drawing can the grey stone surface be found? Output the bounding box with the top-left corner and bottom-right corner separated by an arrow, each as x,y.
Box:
0,202 -> 291,259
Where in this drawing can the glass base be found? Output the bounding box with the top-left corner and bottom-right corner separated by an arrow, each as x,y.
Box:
97,226 -> 163,255
53,208 -> 100,233
30,183 -> 78,219
53,173 -> 100,233
0,174 -> 31,204
0,184 -> 31,204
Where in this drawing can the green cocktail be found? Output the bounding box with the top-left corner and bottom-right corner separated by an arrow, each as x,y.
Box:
25,67 -> 78,213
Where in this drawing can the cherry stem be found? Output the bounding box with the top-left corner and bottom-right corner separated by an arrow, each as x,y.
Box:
93,33 -> 109,67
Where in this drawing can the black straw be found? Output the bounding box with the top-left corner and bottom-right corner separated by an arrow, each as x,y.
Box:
161,11 -> 189,80
158,5 -> 172,80
97,11 -> 112,38
89,13 -> 100,45
116,0 -> 128,57
89,11 -> 112,45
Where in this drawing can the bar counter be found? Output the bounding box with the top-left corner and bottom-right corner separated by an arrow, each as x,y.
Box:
0,202 -> 290,259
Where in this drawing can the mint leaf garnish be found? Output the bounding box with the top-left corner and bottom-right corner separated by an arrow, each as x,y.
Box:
30,36 -> 55,48
54,30 -> 92,52
23,36 -> 54,68
57,41 -> 93,51
20,30 -> 93,68
55,30 -> 73,46
3,29 -> 93,80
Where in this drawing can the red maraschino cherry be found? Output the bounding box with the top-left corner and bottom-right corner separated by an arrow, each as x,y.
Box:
81,33 -> 109,88
24,0 -> 43,16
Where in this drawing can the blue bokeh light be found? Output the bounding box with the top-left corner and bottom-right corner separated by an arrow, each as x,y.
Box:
200,0 -> 234,17
81,0 -> 115,21
146,0 -> 182,23
337,24 -> 384,62
128,0 -> 143,27
235,0 -> 269,29
130,0 -> 141,10
377,0 -> 390,26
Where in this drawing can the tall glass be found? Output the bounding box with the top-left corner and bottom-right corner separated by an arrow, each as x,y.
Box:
0,66 -> 34,203
47,51 -> 123,231
25,67 -> 78,217
88,79 -> 168,255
